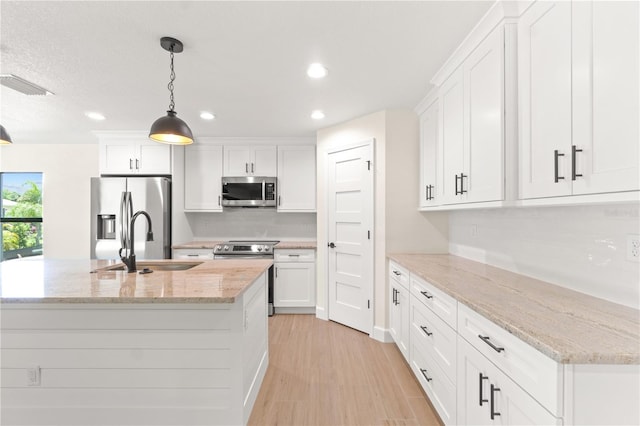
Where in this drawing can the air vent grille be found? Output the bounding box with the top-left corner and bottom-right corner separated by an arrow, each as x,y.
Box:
0,74 -> 53,96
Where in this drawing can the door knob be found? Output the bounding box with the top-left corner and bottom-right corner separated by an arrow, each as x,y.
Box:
328,242 -> 336,248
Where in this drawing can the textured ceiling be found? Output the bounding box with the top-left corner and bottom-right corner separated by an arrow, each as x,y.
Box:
0,1 -> 493,144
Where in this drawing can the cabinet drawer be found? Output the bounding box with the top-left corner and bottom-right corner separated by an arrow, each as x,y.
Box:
410,274 -> 457,329
410,294 -> 456,383
410,338 -> 456,425
274,249 -> 315,262
172,249 -> 214,260
389,261 -> 410,288
457,303 -> 562,416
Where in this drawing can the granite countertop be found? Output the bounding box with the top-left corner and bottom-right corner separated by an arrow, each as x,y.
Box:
388,254 -> 640,365
0,258 -> 272,304
172,240 -> 317,249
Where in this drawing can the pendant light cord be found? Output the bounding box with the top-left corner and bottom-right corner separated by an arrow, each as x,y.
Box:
168,49 -> 176,112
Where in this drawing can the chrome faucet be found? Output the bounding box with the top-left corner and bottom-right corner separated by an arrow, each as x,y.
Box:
119,210 -> 153,273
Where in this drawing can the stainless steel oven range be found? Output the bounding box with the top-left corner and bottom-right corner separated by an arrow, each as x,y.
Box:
213,240 -> 278,316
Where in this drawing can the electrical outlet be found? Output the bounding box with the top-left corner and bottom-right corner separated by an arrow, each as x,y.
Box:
627,234 -> 640,262
27,366 -> 41,386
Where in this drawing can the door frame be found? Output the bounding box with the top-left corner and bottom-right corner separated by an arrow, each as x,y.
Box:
324,138 -> 375,335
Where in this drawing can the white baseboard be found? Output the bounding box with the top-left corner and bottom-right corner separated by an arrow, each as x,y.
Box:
274,307 -> 315,315
371,325 -> 393,343
315,305 -> 328,321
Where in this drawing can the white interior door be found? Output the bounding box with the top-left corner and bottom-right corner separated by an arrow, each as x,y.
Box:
327,142 -> 373,334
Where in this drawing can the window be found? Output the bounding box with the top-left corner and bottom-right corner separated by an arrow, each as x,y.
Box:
1,172 -> 43,262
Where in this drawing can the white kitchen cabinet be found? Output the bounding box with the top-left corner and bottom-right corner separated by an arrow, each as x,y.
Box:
99,135 -> 171,175
418,96 -> 440,208
223,145 -> 277,177
439,67 -> 465,205
184,145 -> 223,212
277,145 -> 316,212
457,336 -> 561,426
439,25 -> 508,205
273,249 -> 315,310
411,336 -> 457,425
172,248 -> 214,260
519,0 -> 639,200
389,261 -> 410,361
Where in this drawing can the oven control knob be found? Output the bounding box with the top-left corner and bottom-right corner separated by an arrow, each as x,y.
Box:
224,245 -> 229,251
257,246 -> 263,251
215,246 -> 220,251
265,247 -> 270,252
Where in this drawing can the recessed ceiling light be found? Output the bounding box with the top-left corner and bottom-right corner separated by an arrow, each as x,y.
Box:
311,110 -> 325,120
307,63 -> 328,79
200,112 -> 215,120
85,112 -> 106,121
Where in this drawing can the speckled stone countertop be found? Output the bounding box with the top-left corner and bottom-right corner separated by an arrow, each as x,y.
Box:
0,258 -> 272,304
172,240 -> 317,249
388,254 -> 640,365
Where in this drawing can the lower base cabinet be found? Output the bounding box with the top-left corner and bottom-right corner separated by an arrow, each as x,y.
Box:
457,337 -> 560,425
273,249 -> 316,310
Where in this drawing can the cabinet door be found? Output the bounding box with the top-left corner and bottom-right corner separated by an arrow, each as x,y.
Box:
253,146 -> 277,176
518,1 -> 572,199
439,67 -> 465,205
274,262 -> 315,307
419,100 -> 439,208
464,26 -> 504,203
277,146 -> 316,212
457,337 -> 560,426
389,283 -> 401,344
397,284 -> 410,360
101,143 -> 136,174
223,146 -> 252,176
138,143 -> 172,175
572,1 -> 640,195
184,145 -> 223,211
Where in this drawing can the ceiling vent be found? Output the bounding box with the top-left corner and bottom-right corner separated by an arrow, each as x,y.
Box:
0,74 -> 53,96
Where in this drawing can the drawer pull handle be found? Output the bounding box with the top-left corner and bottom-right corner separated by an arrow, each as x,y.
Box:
392,270 -> 401,276
420,291 -> 433,299
479,335 -> 504,353
419,368 -> 433,382
420,326 -> 432,336
392,288 -> 397,305
479,373 -> 489,406
187,254 -> 199,257
490,384 -> 501,419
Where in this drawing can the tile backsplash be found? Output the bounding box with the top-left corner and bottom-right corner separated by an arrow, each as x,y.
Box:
449,203 -> 640,309
187,209 -> 317,241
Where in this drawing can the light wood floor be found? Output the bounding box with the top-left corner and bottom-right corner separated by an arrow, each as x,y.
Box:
248,314 -> 443,426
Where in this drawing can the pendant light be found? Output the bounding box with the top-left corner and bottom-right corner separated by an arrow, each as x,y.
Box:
0,124 -> 13,145
149,37 -> 194,145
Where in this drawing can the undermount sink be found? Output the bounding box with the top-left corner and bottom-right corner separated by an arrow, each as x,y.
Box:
97,261 -> 203,272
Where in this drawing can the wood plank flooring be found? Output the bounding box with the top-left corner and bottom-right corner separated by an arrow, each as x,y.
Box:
248,314 -> 443,426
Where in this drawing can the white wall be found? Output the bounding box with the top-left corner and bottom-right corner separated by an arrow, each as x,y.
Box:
316,110 -> 448,337
0,144 -> 99,259
449,203 -> 640,309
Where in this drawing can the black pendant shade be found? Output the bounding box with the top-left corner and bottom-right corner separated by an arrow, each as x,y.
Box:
0,124 -> 13,145
149,37 -> 194,145
149,110 -> 193,145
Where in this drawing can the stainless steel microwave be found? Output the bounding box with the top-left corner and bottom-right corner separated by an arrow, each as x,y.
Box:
221,176 -> 277,207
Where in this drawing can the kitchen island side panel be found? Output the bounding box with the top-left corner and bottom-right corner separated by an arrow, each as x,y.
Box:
0,277 -> 268,425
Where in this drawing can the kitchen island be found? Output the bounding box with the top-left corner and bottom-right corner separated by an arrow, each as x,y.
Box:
0,258 -> 272,426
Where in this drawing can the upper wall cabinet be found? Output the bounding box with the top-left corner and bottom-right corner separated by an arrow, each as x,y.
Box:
277,145 -> 316,212
440,25 -> 511,206
223,145 -> 277,176
98,133 -> 172,176
184,145 -> 223,212
519,0 -> 639,199
418,96 -> 440,208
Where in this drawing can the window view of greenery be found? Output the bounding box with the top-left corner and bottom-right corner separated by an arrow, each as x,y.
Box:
1,172 -> 43,262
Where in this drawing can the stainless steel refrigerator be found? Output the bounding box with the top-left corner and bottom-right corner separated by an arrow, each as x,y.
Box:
90,177 -> 171,260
